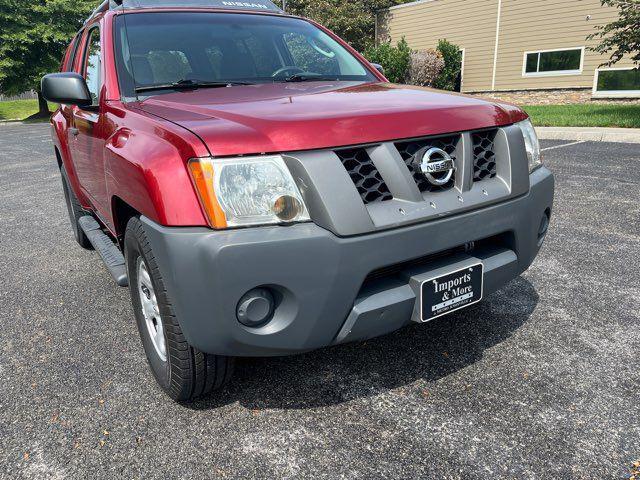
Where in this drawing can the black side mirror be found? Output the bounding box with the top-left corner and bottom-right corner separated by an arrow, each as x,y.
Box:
41,72 -> 92,106
371,63 -> 385,75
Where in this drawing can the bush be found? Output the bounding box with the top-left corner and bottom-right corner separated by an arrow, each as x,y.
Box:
433,39 -> 463,91
408,49 -> 444,87
364,38 -> 411,83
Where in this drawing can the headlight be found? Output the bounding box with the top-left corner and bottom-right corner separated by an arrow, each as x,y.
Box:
516,119 -> 542,173
188,155 -> 310,228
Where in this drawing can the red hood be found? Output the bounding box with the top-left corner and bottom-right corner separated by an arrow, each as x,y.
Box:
135,81 -> 527,157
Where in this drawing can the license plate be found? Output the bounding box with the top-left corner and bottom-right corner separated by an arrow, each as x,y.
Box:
420,263 -> 483,322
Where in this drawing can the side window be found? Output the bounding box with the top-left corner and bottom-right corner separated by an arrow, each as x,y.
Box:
83,28 -> 102,105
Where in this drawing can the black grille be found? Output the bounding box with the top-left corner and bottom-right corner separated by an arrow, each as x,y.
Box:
472,130 -> 497,181
335,148 -> 392,204
394,135 -> 458,192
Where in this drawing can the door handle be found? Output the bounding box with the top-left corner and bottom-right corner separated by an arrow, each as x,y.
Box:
69,127 -> 79,137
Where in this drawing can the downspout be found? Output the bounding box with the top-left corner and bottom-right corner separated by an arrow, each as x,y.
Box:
491,0 -> 502,91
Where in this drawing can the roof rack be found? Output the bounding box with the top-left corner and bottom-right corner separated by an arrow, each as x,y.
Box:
84,0 -> 283,24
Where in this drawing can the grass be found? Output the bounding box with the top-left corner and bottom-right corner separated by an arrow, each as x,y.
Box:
2,98 -> 639,128
0,99 -> 56,122
523,103 -> 640,129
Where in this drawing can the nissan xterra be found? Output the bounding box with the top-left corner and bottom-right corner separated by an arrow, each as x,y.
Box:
42,0 -> 554,401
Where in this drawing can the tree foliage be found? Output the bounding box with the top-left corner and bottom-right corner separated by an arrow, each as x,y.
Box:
0,0 -> 94,112
588,0 -> 640,67
432,39 -> 462,91
284,0 -> 404,52
363,37 -> 411,83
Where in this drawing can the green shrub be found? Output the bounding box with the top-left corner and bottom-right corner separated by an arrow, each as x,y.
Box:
364,38 -> 411,83
433,39 -> 462,91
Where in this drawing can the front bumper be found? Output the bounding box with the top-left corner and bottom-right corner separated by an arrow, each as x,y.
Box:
142,167 -> 554,357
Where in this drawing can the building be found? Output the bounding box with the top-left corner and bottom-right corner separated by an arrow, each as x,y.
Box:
376,0 -> 639,102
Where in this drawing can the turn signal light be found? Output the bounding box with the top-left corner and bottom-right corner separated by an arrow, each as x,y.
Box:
188,160 -> 228,228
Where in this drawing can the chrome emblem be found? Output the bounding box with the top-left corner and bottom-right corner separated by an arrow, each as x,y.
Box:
420,147 -> 455,186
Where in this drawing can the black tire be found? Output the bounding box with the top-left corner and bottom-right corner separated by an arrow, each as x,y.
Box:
124,216 -> 234,401
60,166 -> 93,250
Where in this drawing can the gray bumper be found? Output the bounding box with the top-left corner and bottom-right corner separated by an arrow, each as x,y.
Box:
142,167 -> 554,357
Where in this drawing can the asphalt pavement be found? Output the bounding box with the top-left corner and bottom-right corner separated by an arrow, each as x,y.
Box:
0,123 -> 638,479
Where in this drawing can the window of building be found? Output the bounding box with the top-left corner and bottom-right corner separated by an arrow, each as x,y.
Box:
523,48 -> 583,76
593,68 -> 640,97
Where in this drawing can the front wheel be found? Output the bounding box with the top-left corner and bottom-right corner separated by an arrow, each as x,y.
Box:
124,216 -> 234,401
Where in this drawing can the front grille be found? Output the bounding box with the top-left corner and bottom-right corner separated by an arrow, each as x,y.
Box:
394,134 -> 459,192
335,148 -> 392,204
472,129 -> 498,181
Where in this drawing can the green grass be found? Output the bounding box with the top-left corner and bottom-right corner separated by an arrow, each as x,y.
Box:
0,99 -> 56,122
2,98 -> 639,128
523,104 -> 640,129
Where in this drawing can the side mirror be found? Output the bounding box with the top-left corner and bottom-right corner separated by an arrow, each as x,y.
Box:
41,72 -> 92,106
371,63 -> 385,75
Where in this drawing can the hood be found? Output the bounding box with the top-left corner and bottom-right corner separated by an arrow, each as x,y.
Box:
135,81 -> 527,157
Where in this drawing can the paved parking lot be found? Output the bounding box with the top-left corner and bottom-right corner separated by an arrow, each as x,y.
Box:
0,122 -> 638,479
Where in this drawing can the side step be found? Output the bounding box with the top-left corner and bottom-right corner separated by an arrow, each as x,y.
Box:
78,216 -> 128,287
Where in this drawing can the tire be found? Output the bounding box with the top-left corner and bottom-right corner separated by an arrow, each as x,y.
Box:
60,166 -> 93,250
124,216 -> 234,401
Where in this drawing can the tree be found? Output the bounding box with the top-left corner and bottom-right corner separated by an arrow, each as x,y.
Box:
0,0 -> 94,116
284,0 -> 405,52
588,0 -> 640,67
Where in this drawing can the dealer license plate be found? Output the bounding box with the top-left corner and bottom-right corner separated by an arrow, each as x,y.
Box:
420,263 -> 483,322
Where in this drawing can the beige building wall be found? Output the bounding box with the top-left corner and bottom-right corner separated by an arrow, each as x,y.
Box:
381,0 -> 499,92
379,0 -> 636,94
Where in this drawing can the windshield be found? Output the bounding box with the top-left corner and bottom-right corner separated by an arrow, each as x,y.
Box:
114,12 -> 376,97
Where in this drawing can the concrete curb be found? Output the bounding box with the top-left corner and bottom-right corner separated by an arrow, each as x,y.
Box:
536,127 -> 640,144
0,119 -> 48,126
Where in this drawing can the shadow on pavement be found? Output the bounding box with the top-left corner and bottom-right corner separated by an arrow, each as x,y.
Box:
187,276 -> 538,411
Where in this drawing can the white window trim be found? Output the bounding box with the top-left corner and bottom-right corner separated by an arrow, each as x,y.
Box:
459,48 -> 465,91
593,67 -> 640,98
522,47 -> 585,78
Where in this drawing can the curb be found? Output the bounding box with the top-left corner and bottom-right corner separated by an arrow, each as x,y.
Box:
536,127 -> 640,144
0,119 -> 49,126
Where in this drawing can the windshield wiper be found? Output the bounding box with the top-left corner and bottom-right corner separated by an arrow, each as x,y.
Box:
282,73 -> 339,83
135,79 -> 254,93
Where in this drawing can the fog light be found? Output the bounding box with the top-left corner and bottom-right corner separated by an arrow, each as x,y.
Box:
272,194 -> 302,222
537,210 -> 550,246
237,288 -> 275,327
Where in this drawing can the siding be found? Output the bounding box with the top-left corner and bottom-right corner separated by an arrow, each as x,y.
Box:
383,0 -> 499,91
381,0 -> 636,93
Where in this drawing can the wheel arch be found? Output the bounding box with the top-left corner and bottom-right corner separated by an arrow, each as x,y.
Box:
111,195 -> 140,248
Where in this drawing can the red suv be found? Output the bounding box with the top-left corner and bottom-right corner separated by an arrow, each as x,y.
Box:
43,0 -> 554,401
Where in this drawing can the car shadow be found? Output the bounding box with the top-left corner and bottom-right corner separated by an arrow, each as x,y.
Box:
187,276 -> 538,411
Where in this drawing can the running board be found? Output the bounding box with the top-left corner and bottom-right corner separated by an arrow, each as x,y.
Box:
78,216 -> 128,287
